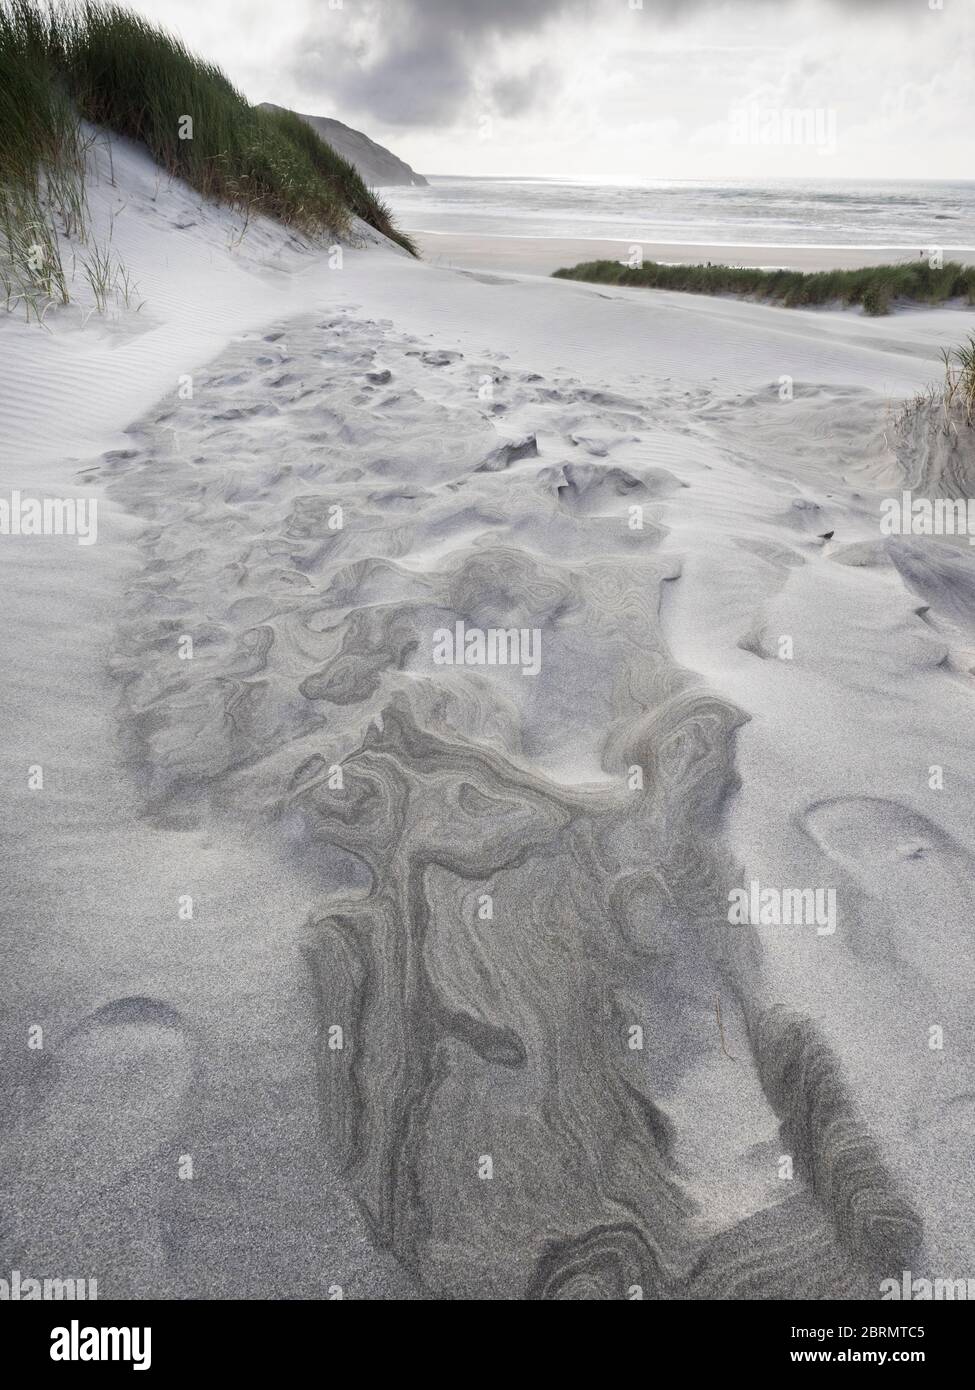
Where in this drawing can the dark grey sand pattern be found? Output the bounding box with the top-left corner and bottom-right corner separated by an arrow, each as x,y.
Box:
9,312 -> 921,1299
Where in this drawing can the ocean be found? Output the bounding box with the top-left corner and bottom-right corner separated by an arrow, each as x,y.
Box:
382,175 -> 975,252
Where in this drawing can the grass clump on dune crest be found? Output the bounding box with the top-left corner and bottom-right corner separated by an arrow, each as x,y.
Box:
898,334 -> 975,441
0,0 -> 416,316
941,336 -> 975,427
553,258 -> 975,316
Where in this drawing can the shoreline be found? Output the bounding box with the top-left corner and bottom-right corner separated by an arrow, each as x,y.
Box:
407,230 -> 975,277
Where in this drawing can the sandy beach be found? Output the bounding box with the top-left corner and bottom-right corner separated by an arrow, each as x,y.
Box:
2,125 -> 975,1304
408,231 -> 975,278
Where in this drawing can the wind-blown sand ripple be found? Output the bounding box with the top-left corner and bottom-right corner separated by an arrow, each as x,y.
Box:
84,307 -> 927,1298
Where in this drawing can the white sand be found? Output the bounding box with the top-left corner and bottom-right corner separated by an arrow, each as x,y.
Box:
2,132 -> 974,1298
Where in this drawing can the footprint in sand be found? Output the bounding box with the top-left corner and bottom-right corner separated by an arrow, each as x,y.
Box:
2,997 -> 194,1210
801,795 -> 975,975
803,795 -> 959,892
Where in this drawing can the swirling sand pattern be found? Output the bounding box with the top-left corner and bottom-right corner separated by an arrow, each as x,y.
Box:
98,312 -> 921,1298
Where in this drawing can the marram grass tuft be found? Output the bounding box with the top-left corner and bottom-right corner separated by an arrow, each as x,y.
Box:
0,0 -> 416,317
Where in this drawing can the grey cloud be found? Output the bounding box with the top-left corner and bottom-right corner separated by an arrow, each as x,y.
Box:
290,0 -> 590,125
290,0 -> 928,128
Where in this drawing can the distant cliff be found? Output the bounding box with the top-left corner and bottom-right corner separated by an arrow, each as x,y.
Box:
260,104 -> 427,188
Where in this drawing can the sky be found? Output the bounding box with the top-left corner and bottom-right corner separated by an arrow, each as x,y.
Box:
131,0 -> 973,181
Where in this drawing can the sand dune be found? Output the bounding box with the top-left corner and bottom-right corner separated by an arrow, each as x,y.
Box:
1,135 -> 974,1299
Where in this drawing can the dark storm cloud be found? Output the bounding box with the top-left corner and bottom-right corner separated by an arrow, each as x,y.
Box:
287,0 -> 590,125
291,0 -> 924,127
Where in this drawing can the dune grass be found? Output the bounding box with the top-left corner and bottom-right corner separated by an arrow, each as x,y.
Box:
939,335 -> 975,427
263,105 -> 414,254
0,0 -> 415,317
552,258 -> 975,316
898,334 -> 975,440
